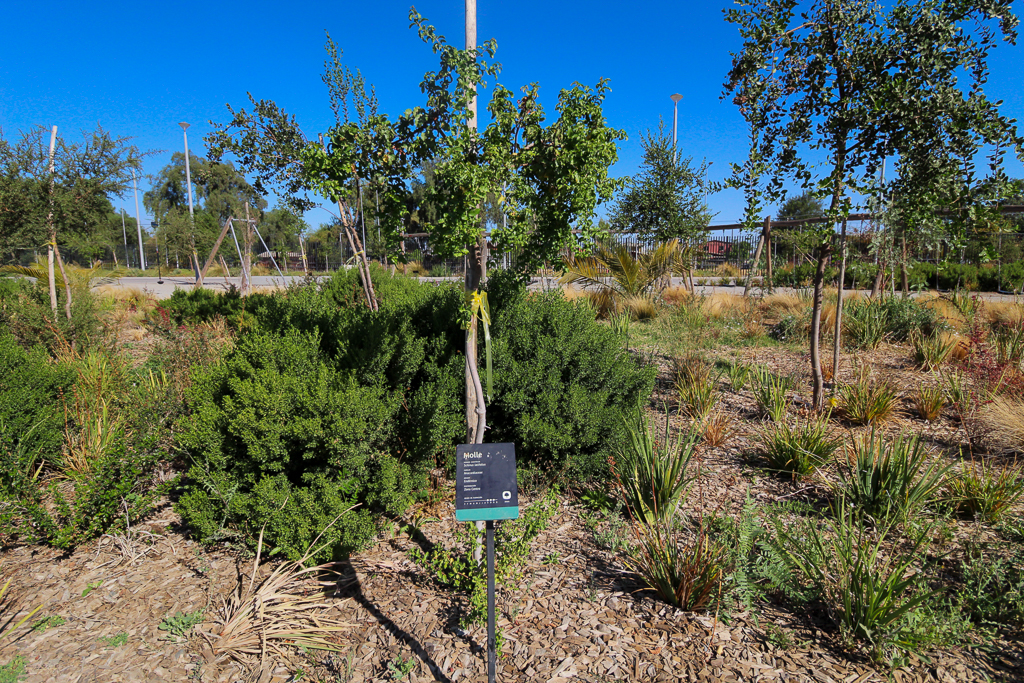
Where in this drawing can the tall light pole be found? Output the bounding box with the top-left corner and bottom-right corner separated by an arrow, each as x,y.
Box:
131,169 -> 146,270
670,93 -> 683,162
179,122 -> 200,281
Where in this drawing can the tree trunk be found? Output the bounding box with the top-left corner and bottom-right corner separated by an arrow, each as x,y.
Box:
810,244 -> 831,411
900,234 -> 909,297
743,217 -> 771,297
464,232 -> 487,445
54,244 -> 72,321
47,244 -> 58,315
46,125 -> 58,315
871,260 -> 884,298
831,218 -> 849,384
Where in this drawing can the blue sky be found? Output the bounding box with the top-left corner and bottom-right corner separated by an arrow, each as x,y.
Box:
2,0 -> 1023,233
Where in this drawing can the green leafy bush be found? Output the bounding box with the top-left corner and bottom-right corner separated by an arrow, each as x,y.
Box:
176,327 -> 413,560
0,333 -> 74,474
486,288 -> 656,481
956,548 -> 1024,627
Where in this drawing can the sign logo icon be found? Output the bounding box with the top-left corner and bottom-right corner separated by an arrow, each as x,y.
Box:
502,490 -> 511,501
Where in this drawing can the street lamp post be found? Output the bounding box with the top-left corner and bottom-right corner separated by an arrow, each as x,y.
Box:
179,122 -> 200,282
670,93 -> 683,162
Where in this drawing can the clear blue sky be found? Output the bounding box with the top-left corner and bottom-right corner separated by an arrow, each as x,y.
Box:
2,0 -> 1023,233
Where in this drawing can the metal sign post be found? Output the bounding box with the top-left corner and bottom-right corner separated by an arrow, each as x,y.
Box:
455,443 -> 519,683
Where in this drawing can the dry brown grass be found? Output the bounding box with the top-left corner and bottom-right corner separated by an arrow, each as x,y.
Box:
700,412 -> 736,448
625,294 -> 659,320
760,292 -> 808,316
704,293 -> 747,319
979,396 -> 1024,454
714,263 -> 741,278
198,524 -> 355,669
986,301 -> 1024,327
662,285 -> 691,305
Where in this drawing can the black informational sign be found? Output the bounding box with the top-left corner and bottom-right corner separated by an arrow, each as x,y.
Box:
455,442 -> 519,522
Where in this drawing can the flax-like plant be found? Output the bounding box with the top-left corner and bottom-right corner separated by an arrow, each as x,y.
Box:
674,355 -> 721,421
751,365 -> 793,421
835,431 -> 950,521
911,384 -> 945,422
911,332 -> 956,371
0,578 -> 42,644
773,499 -> 935,661
197,516 -> 356,667
838,366 -> 900,426
612,404 -> 697,525
844,301 -> 887,350
756,413 -> 842,477
944,457 -> 1024,524
625,512 -> 728,611
700,411 -> 736,448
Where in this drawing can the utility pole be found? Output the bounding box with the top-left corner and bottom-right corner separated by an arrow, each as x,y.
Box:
670,94 -> 683,162
121,209 -> 130,268
132,169 -> 147,270
180,122 -> 201,282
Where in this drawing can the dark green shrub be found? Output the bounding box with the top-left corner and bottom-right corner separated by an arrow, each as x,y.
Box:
770,313 -> 804,342
0,333 -> 74,474
0,276 -> 104,351
175,328 -> 415,560
486,288 -> 656,481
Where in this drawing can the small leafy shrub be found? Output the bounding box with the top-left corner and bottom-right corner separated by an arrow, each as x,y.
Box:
836,431 -> 949,521
755,414 -> 842,477
772,500 -> 936,661
0,656 -> 26,683
944,458 -> 1024,524
770,314 -> 804,342
612,406 -> 696,524
674,355 -> 720,421
844,300 -> 887,349
751,365 -> 793,421
176,328 -> 411,561
409,492 -> 558,626
956,549 -> 1024,628
838,365 -> 900,426
625,513 -> 728,611
911,384 -> 945,421
158,609 -> 205,640
0,332 -> 74,476
877,296 -> 941,342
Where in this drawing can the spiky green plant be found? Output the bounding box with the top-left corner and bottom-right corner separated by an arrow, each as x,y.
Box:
835,431 -> 950,521
772,498 -> 936,661
839,367 -> 900,426
944,457 -> 1024,524
911,384 -> 945,422
612,404 -> 697,525
625,512 -> 728,611
844,301 -> 887,350
751,365 -> 793,421
674,355 -> 721,421
756,413 -> 842,477
911,333 -> 955,371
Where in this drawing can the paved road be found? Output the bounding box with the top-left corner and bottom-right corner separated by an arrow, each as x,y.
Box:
98,275 -> 1024,302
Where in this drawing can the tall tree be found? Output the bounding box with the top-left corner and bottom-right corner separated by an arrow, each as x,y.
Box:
725,0 -> 1023,410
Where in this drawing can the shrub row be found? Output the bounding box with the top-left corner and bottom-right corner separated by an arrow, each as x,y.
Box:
169,266 -> 655,561
770,261 -> 1024,292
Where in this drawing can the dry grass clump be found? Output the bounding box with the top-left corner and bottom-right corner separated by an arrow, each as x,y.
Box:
198,527 -> 354,668
662,285 -> 691,305
979,396 -> 1024,454
624,293 -> 659,320
704,292 -> 746,319
986,301 -> 1024,328
700,411 -> 735,448
911,384 -> 946,421
760,292 -> 807,316
674,354 -> 721,421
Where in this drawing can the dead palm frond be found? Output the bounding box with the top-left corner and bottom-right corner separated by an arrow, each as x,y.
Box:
560,239 -> 686,300
1,257 -> 127,290
197,515 -> 357,668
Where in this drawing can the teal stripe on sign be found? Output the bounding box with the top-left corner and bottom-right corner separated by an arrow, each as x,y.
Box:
455,506 -> 520,522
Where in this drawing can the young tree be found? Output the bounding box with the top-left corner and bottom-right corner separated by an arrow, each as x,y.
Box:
301,11 -> 624,444
725,0 -> 1023,409
610,121 -> 714,246
0,125 -> 148,317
